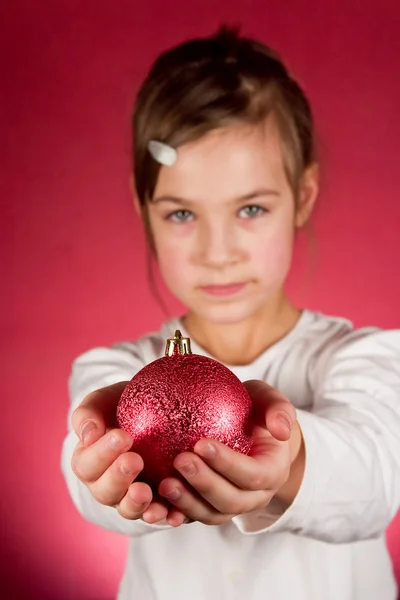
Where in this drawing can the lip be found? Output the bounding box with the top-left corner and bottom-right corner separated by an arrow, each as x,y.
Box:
200,282 -> 248,297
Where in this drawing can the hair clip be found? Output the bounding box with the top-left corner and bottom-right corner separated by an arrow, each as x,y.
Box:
148,140 -> 178,167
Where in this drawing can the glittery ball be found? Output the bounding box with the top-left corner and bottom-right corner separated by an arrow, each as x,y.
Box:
116,353 -> 253,490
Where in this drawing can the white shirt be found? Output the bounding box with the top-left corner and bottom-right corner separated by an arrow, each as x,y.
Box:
61,310 -> 400,600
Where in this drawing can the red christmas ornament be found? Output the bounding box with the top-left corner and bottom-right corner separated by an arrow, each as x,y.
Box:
116,330 -> 253,490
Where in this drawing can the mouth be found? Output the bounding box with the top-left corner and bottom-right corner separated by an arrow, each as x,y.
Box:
199,282 -> 249,297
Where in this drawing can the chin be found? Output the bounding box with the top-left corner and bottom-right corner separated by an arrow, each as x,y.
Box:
194,299 -> 264,326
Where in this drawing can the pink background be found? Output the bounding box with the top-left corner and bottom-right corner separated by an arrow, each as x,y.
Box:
2,1 -> 400,598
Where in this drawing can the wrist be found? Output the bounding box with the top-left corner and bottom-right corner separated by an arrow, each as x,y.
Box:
289,420 -> 304,464
275,421 -> 305,505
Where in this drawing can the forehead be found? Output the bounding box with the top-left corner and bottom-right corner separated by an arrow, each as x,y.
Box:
153,119 -> 289,200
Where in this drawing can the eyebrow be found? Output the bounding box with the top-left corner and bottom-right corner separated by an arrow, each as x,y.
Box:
151,188 -> 280,206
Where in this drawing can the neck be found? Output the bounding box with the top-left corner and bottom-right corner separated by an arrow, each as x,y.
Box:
182,292 -> 301,366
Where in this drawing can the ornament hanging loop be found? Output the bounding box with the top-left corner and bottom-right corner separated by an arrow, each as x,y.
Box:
165,330 -> 192,356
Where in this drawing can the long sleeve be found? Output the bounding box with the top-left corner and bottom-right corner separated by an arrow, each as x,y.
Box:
233,329 -> 400,543
60,343 -> 170,536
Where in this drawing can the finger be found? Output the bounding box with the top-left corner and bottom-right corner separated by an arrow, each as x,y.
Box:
72,381 -> 129,446
72,428 -> 134,484
169,453 -> 270,516
140,499 -> 170,524
116,481 -> 156,520
158,475 -> 230,525
88,450 -> 145,506
194,438 -> 288,492
244,380 -> 297,441
165,508 -> 191,528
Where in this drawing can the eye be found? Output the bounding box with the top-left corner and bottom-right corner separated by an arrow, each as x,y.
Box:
166,209 -> 195,223
238,205 -> 267,219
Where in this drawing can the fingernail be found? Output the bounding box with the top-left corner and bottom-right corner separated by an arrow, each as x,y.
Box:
127,487 -> 147,506
108,434 -> 121,450
196,442 -> 216,458
81,420 -> 97,446
277,412 -> 292,434
166,488 -> 181,500
120,462 -> 135,477
177,461 -> 196,476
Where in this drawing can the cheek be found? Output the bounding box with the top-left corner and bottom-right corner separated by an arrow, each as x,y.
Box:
251,220 -> 295,278
156,237 -> 192,287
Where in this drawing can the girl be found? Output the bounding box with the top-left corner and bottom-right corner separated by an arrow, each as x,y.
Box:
61,27 -> 400,600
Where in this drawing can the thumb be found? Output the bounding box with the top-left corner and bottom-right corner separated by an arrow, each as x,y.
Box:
243,379 -> 297,441
71,381 -> 129,447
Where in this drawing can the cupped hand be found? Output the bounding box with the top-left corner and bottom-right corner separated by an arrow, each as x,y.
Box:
158,379 -> 302,527
71,382 -> 176,525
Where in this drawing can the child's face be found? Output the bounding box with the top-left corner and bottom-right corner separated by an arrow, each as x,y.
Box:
146,118 -> 316,325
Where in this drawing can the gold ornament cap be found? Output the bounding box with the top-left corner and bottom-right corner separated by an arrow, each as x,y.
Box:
165,330 -> 192,356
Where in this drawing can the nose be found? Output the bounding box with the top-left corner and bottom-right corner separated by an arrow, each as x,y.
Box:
193,219 -> 243,269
